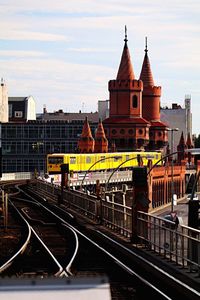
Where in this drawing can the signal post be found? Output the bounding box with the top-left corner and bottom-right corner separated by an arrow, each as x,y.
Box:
131,166 -> 149,243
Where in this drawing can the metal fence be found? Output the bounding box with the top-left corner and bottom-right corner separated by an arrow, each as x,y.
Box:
137,212 -> 200,273
0,172 -> 33,181
35,180 -> 200,273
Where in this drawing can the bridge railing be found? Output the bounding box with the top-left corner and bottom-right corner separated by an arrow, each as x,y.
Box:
36,179 -> 132,236
35,180 -> 200,273
137,211 -> 200,273
101,199 -> 132,238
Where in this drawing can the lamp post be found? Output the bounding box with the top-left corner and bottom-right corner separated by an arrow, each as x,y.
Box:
105,154 -> 154,193
167,128 -> 179,212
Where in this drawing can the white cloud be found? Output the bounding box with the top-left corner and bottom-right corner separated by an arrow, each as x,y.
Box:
1,0 -> 200,15
0,30 -> 68,41
0,50 -> 46,58
0,0 -> 199,133
0,57 -> 114,112
68,47 -> 115,53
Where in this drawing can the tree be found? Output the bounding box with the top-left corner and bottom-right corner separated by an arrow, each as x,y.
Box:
194,134 -> 200,161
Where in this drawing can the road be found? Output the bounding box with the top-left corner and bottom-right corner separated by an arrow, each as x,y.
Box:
151,196 -> 194,226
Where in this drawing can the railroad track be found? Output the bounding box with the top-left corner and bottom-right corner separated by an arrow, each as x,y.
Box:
0,182 -> 200,300
1,196 -> 78,278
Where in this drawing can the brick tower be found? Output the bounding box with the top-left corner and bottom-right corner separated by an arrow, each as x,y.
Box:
103,27 -> 150,151
94,118 -> 108,153
139,38 -> 167,150
177,131 -> 187,162
78,117 -> 94,153
186,132 -> 194,164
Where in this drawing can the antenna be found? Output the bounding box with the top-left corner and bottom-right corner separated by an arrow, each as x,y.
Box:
124,25 -> 128,43
145,36 -> 148,53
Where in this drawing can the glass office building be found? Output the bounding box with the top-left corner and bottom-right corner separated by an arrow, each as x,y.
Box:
1,120 -> 98,174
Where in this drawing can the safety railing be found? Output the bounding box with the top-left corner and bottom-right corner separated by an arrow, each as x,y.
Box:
137,212 -> 200,273
35,180 -> 200,273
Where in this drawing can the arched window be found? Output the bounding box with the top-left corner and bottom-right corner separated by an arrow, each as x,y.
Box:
132,95 -> 138,108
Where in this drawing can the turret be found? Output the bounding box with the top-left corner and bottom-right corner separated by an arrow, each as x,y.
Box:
177,131 -> 187,162
186,132 -> 194,164
139,37 -> 161,122
94,119 -> 108,153
108,26 -> 143,119
139,37 -> 167,151
104,27 -> 150,151
77,117 -> 94,153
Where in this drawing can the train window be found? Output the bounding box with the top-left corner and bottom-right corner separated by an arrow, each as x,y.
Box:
86,156 -> 91,164
113,156 -> 120,161
70,157 -> 76,164
48,156 -> 63,164
100,156 -> 105,162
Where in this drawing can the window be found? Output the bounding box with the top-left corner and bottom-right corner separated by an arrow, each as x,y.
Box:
48,156 -> 64,164
86,156 -> 91,164
70,157 -> 76,164
132,95 -> 138,108
128,129 -> 134,135
112,129 -> 117,135
139,129 -> 143,135
15,111 -> 23,118
100,156 -> 105,163
8,104 -> 12,118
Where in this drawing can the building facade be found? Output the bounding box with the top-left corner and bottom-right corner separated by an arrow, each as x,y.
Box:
160,96 -> 192,152
1,118 -> 98,174
103,32 -> 168,152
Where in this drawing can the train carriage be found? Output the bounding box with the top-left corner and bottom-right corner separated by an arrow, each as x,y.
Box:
47,151 -> 162,175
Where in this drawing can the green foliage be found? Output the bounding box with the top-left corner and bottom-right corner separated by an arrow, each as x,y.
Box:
194,134 -> 200,161
194,134 -> 200,148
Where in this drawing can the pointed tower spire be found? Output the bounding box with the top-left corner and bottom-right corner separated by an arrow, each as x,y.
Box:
77,117 -> 94,153
186,132 -> 194,164
94,118 -> 108,153
116,26 -> 135,80
139,37 -> 154,87
177,131 -> 187,162
186,132 -> 193,148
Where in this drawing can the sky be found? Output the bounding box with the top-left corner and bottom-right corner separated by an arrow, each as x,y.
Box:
0,0 -> 199,134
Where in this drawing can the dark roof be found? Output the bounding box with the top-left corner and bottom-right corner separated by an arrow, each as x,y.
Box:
150,120 -> 167,128
103,116 -> 150,125
8,97 -> 27,102
37,111 -> 99,123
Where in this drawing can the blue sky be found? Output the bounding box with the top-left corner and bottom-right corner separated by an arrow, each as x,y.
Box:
0,0 -> 200,134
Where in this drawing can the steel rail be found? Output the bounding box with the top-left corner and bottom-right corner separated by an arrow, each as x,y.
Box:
14,186 -> 79,277
96,230 -> 200,299
16,184 -> 200,298
0,201 -> 31,274
30,226 -> 66,277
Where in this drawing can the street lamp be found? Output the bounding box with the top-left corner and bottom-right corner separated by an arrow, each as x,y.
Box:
166,128 -> 179,212
105,154 -> 154,193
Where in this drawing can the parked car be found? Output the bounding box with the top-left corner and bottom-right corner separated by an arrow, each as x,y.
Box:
162,214 -> 179,229
186,193 -> 198,201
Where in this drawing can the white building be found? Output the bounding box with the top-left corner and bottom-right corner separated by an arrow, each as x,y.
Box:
98,100 -> 109,120
8,96 -> 36,121
160,95 -> 192,151
0,79 -> 8,123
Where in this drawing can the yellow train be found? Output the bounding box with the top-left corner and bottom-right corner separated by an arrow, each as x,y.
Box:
47,151 -> 162,175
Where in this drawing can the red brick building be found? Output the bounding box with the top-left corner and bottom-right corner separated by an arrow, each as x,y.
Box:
103,30 -> 168,152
